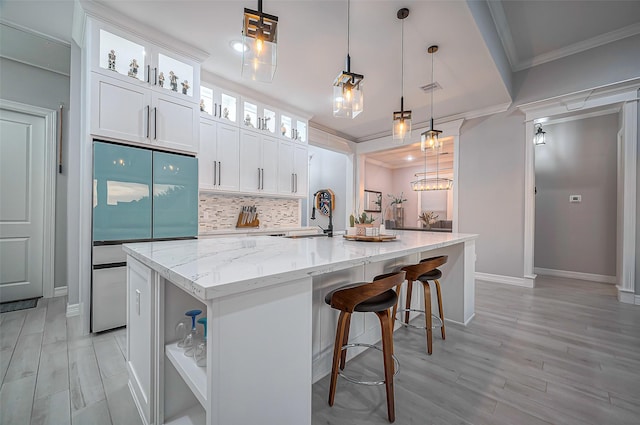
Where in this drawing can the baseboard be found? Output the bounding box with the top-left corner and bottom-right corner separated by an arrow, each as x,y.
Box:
534,267 -> 616,284
53,286 -> 68,297
636,295 -> 640,306
66,303 -> 80,317
475,272 -> 533,288
444,313 -> 475,327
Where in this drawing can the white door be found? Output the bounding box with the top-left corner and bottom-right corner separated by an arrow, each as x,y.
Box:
239,130 -> 262,192
0,108 -> 47,302
198,119 -> 216,189
293,145 -> 309,195
277,140 -> 294,195
261,136 -> 279,194
153,92 -> 198,153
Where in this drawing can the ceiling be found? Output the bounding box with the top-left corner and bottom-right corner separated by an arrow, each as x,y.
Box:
365,138 -> 454,171
1,0 -> 639,156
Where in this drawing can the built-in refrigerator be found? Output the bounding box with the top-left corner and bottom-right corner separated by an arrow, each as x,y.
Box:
92,141 -> 198,332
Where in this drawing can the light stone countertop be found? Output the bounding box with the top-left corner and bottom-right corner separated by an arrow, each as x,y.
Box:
123,231 -> 477,301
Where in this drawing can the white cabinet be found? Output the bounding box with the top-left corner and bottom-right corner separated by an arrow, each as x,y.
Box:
239,130 -> 278,194
280,113 -> 308,143
200,85 -> 240,124
89,20 -> 200,153
126,256 -> 155,425
91,73 -> 199,153
199,119 -> 239,192
241,98 -> 279,137
92,22 -> 200,102
277,141 -> 308,196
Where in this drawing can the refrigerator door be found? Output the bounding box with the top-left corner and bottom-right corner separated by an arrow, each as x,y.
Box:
152,151 -> 198,238
93,142 -> 152,242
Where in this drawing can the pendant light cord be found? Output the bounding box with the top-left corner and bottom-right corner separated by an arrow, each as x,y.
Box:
347,0 -> 350,57
401,18 -> 404,101
430,49 -> 434,126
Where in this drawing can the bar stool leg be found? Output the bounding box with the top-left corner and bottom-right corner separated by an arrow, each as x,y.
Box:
422,282 -> 433,355
404,280 -> 413,324
339,314 -> 351,370
329,311 -> 350,406
433,279 -> 446,340
391,284 -> 402,327
375,309 -> 396,423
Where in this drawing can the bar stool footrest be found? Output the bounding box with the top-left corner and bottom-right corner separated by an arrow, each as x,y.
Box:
338,343 -> 400,386
395,308 -> 443,329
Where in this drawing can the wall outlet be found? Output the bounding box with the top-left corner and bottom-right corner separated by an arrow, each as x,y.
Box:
569,195 -> 581,203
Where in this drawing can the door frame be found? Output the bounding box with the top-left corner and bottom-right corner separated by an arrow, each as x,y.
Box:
1,99 -> 57,298
517,83 -> 638,302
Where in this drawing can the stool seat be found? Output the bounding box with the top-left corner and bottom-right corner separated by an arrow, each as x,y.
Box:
417,268 -> 443,281
325,283 -> 398,312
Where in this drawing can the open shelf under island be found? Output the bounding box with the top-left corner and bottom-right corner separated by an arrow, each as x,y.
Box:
123,230 -> 477,425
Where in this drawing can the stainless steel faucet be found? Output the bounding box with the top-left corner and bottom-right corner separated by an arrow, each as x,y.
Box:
310,189 -> 333,237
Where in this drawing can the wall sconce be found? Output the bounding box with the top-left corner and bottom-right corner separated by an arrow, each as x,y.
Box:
534,123 -> 546,145
242,0 -> 278,82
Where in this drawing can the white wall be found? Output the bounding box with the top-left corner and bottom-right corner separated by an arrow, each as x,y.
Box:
534,113 -> 618,276
458,110 -> 526,278
637,88 -> 640,295
0,57 -> 70,291
308,145 -> 348,232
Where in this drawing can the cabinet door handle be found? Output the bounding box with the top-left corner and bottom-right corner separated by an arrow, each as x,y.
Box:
146,65 -> 150,83
214,103 -> 218,117
295,173 -> 298,193
154,67 -> 158,85
258,168 -> 261,190
218,161 -> 221,185
213,161 -> 217,185
146,105 -> 150,138
218,104 -> 222,118
291,173 -> 294,193
154,107 -> 158,140
261,168 -> 265,190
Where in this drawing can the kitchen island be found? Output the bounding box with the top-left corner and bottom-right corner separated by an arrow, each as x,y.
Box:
123,230 -> 477,425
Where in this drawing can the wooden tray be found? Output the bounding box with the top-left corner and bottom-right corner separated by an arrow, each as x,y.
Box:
343,234 -> 397,242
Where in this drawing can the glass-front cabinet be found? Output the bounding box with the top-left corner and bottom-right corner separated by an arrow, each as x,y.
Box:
93,22 -> 199,102
201,85 -> 239,124
280,113 -> 307,143
242,98 -> 279,136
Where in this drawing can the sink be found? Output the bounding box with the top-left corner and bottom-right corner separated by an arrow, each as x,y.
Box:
284,233 -> 328,239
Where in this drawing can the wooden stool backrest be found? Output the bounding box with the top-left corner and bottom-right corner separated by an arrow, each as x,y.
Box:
401,255 -> 448,282
330,271 -> 406,313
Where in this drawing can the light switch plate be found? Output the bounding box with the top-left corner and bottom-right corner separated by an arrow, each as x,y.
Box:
569,195 -> 581,203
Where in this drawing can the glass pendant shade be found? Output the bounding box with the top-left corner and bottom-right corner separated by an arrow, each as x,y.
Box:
392,110 -> 412,142
242,2 -> 278,82
333,65 -> 364,118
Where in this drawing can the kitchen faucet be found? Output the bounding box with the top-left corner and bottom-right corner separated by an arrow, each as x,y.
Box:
310,189 -> 333,237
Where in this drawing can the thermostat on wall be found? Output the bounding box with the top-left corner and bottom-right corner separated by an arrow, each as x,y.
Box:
569,195 -> 581,203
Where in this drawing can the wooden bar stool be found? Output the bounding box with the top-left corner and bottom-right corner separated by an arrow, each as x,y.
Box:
393,255 -> 448,355
325,271 -> 406,423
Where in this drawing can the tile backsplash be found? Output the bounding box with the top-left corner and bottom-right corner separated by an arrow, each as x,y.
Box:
199,193 -> 300,232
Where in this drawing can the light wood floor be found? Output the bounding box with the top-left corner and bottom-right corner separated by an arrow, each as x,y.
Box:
2,276 -> 639,425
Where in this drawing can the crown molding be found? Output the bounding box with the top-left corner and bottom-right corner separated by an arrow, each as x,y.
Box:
486,0 -> 518,70
539,106 -> 622,126
513,22 -> 640,72
517,78 -> 640,121
440,101 -> 512,122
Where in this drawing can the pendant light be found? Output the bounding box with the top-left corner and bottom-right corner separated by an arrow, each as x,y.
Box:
333,0 -> 364,119
392,8 -> 411,143
411,45 -> 452,191
242,0 -> 278,82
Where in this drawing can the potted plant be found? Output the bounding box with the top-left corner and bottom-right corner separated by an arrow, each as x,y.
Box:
354,212 -> 377,236
418,211 -> 439,230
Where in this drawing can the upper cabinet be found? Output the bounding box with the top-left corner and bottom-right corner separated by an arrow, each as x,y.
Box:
88,20 -> 201,153
280,113 -> 307,143
200,85 -> 240,124
241,98 -> 280,137
93,25 -> 200,101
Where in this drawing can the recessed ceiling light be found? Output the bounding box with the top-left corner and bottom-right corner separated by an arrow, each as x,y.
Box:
407,155 -> 413,161
229,40 -> 248,53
